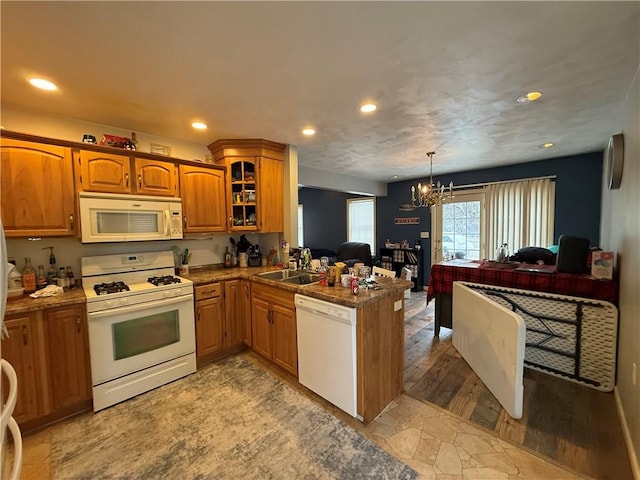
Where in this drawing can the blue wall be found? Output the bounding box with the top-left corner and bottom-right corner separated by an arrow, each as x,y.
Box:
378,151 -> 604,284
298,188 -> 362,252
299,152 -> 603,286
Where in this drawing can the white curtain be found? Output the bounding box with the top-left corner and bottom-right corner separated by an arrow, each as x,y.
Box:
485,178 -> 555,256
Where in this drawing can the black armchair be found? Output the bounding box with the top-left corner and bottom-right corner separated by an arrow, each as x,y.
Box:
333,242 -> 373,267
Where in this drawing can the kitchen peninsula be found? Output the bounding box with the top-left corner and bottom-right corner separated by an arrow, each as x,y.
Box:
4,267 -> 412,428
186,266 -> 413,424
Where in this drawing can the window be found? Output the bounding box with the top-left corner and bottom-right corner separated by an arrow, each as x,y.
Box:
297,204 -> 304,247
433,190 -> 485,263
431,178 -> 555,265
347,198 -> 375,252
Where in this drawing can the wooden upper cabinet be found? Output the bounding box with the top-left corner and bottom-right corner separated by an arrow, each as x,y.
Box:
179,164 -> 226,233
1,139 -> 76,237
257,156 -> 284,232
133,158 -> 178,197
75,150 -> 132,194
208,139 -> 286,233
76,151 -> 177,197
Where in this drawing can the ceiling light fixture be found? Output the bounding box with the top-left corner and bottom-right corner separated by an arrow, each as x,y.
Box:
29,78 -> 57,91
191,122 -> 208,130
516,91 -> 542,103
302,128 -> 316,136
410,152 -> 454,208
541,142 -> 554,148
360,103 -> 377,113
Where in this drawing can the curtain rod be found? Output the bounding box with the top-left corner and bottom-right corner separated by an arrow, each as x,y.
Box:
452,174 -> 557,191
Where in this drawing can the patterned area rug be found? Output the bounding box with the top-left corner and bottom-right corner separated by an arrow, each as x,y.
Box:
51,355 -> 417,479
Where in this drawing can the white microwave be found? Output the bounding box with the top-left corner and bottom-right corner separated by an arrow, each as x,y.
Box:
79,192 -> 183,243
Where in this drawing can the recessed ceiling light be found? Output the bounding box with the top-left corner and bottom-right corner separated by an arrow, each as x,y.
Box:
360,103 -> 377,113
191,122 -> 208,130
302,128 -> 316,136
541,142 -> 554,148
392,175 -> 398,179
29,78 -> 58,91
517,91 -> 542,103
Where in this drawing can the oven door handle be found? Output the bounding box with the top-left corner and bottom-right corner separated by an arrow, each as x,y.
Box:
88,295 -> 193,319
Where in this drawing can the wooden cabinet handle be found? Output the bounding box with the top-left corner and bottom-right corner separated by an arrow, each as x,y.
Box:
76,316 -> 81,333
138,174 -> 142,189
69,213 -> 75,229
22,326 -> 28,346
125,173 -> 129,187
183,216 -> 187,228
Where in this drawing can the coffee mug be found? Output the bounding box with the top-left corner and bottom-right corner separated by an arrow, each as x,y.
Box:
341,274 -> 351,288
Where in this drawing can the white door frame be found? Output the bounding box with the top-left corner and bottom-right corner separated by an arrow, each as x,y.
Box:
431,189 -> 486,265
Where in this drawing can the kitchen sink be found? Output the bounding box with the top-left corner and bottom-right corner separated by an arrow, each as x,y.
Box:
256,270 -> 319,284
256,270 -> 301,280
281,273 -> 320,285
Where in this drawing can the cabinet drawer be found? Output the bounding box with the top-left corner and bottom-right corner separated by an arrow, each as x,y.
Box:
195,283 -> 222,301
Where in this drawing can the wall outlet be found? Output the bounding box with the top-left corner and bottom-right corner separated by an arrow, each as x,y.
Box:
420,231 -> 429,239
633,362 -> 637,386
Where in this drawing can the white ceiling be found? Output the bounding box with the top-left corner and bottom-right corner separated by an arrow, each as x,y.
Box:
1,2 -> 638,182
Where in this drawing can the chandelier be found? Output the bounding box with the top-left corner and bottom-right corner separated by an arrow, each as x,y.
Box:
410,151 -> 454,208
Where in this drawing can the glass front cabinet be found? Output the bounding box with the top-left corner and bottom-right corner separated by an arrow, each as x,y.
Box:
230,158 -> 258,229
208,139 -> 286,233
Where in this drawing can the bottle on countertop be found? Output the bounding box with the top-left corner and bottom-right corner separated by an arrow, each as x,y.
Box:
66,266 -> 76,289
224,247 -> 232,268
22,257 -> 37,293
36,265 -> 48,290
57,267 -> 68,289
43,246 -> 57,285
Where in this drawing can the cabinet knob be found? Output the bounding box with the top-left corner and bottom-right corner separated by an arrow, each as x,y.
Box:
69,213 -> 75,229
138,174 -> 142,189
76,316 -> 81,333
125,173 -> 130,187
183,216 -> 187,228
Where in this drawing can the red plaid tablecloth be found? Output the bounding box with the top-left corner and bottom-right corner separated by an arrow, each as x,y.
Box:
427,260 -> 618,305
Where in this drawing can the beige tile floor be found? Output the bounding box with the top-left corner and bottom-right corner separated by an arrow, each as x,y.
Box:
368,394 -> 588,480
17,392 -> 587,480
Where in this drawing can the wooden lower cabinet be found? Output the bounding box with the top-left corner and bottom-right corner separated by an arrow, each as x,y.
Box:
1,313 -> 40,424
240,279 -> 252,346
194,280 -> 248,366
44,305 -> 92,411
195,284 -> 224,361
1,305 -> 92,431
251,283 -> 297,377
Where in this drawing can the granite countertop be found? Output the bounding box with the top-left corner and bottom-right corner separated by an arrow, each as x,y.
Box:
184,266 -> 413,308
4,266 -> 413,316
5,288 -> 87,316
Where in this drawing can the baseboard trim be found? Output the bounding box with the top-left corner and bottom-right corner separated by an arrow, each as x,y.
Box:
615,386 -> 640,480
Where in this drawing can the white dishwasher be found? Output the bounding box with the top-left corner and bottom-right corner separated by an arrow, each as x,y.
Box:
295,294 -> 358,418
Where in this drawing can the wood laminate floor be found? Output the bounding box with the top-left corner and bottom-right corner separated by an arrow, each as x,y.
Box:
403,291 -> 633,480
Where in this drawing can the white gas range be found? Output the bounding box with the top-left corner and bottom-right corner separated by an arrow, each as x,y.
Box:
82,251 -> 196,412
